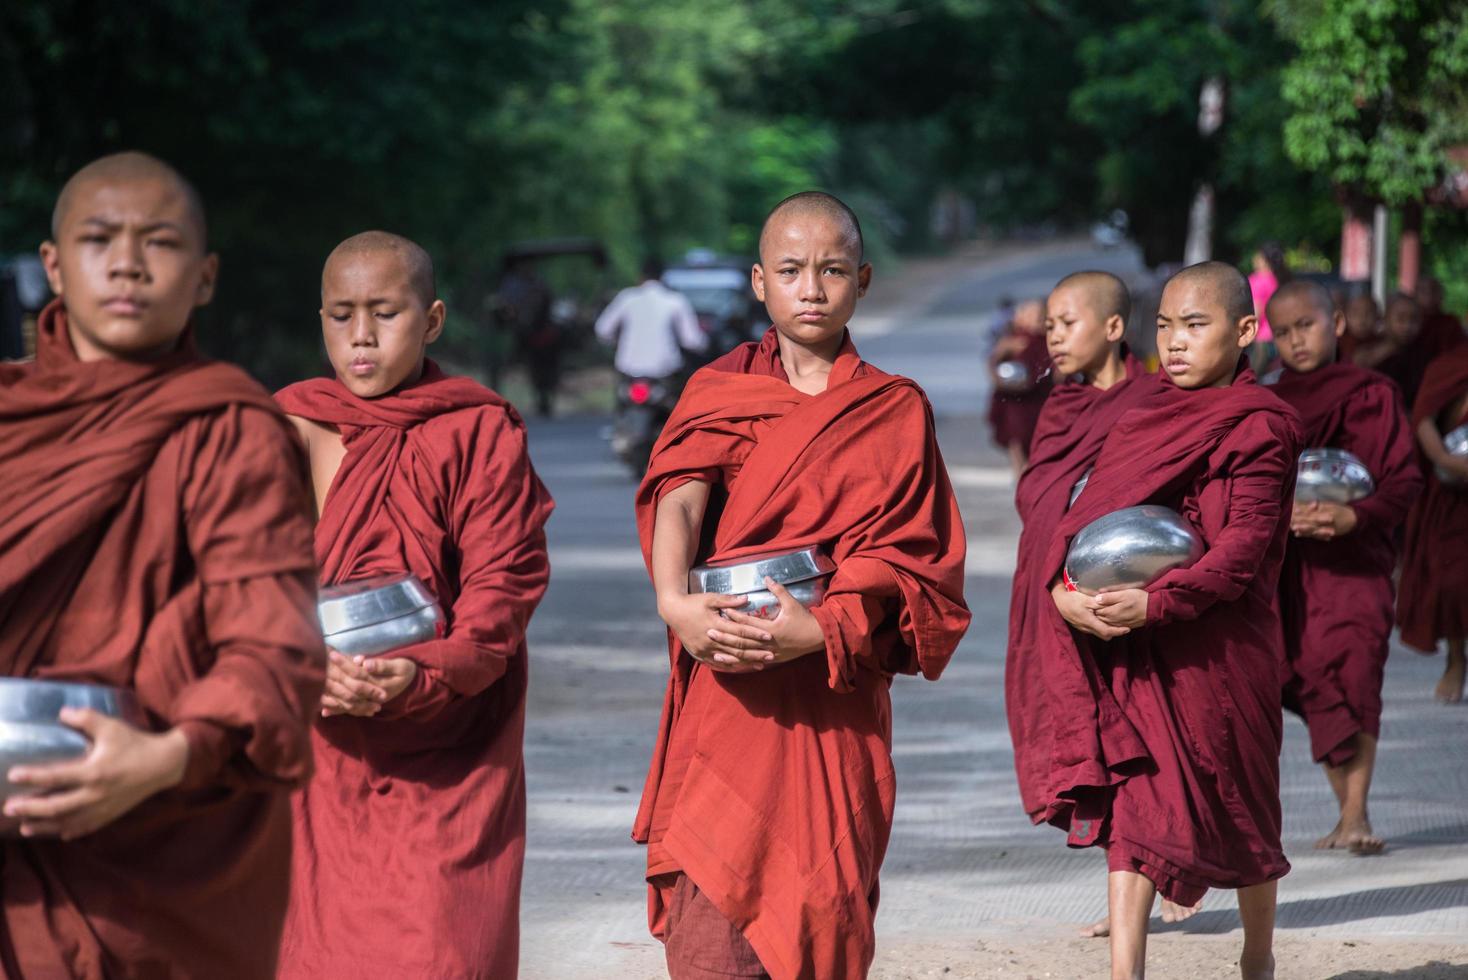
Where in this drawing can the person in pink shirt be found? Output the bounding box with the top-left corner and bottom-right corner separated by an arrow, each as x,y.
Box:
1249,242 -> 1290,370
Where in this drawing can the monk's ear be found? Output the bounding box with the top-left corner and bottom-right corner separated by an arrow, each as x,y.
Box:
1104,313 -> 1126,343
751,263 -> 766,303
1236,313 -> 1258,349
38,241 -> 63,298
194,252 -> 220,307
856,262 -> 873,298
1331,309 -> 1346,339
424,299 -> 447,344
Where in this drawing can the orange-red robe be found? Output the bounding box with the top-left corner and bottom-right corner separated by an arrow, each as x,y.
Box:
633,328 -> 970,979
1026,362 -> 1300,906
1007,354 -> 1155,818
0,300 -> 324,979
274,363 -> 553,979
1272,364 -> 1421,764
1397,345 -> 1468,651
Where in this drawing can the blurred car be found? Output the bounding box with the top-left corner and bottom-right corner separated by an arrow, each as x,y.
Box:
661,253 -> 761,363
1090,210 -> 1130,250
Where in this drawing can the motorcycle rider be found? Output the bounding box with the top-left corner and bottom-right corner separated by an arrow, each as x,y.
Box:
595,257 -> 707,379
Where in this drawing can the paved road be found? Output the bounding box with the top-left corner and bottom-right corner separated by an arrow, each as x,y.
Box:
517,241 -> 1468,978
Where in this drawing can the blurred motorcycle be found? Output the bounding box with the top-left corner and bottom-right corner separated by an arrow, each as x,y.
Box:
611,374 -> 682,475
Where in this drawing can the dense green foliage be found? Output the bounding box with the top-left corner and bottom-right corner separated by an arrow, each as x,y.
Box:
1,1 -> 1463,380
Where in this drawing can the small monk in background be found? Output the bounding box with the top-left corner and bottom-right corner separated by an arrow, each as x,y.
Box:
634,191 -> 969,978
1339,293 -> 1382,364
0,152 -> 324,977
275,232 -> 553,978
1268,281 -> 1422,854
988,297 -> 1053,477
1035,262 -> 1299,980
1374,293 -> 1430,407
1415,275 -> 1467,360
1396,341 -> 1468,702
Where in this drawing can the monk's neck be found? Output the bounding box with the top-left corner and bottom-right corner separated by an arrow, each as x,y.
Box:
1087,352 -> 1128,391
776,330 -> 842,394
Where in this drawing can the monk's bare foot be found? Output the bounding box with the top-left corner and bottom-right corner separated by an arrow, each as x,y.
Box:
1161,898 -> 1201,923
1240,950 -> 1275,980
1314,820 -> 1345,849
1436,659 -> 1466,703
1342,819 -> 1385,855
1079,914 -> 1110,937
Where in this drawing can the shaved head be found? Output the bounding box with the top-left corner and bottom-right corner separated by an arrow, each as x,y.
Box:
1164,261 -> 1254,324
325,230 -> 436,305
1053,270 -> 1130,323
52,151 -> 206,244
758,191 -> 864,263
1266,279 -> 1333,322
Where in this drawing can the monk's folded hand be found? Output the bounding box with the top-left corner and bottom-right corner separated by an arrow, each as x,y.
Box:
363,657 -> 419,701
4,708 -> 188,840
658,591 -> 771,671
1089,588 -> 1149,629
1050,581 -> 1130,640
718,578 -> 826,665
1291,501 -> 1357,540
321,650 -> 387,717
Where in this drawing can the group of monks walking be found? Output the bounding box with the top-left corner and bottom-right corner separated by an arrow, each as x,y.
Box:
0,150 -> 1463,980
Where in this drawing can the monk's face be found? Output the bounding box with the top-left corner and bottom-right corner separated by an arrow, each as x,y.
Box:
1013,299 -> 1046,336
320,250 -> 445,398
1156,279 -> 1255,389
39,176 -> 217,362
752,213 -> 870,349
1271,292 -> 1342,374
1344,296 -> 1379,341
1384,299 -> 1420,345
1045,284 -> 1123,377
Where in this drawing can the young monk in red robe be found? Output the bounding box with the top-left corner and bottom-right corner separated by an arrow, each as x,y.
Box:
1268,281 -> 1422,854
988,298 -> 1053,477
1396,342 -> 1468,702
1032,262 -> 1300,980
1003,271 -> 1195,938
275,232 -> 553,978
634,192 -> 970,979
0,152 -> 325,978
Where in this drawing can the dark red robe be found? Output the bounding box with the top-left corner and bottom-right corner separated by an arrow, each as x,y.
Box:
274,363 -> 553,979
633,328 -> 970,979
1397,345 -> 1468,652
1024,361 -> 1301,906
1007,354 -> 1155,818
1272,364 -> 1421,765
988,331 -> 1054,450
0,300 -> 324,979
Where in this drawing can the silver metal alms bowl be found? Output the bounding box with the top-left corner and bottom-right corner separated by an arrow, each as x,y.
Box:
994,360 -> 1033,393
1437,423 -> 1468,487
1295,448 -> 1375,503
318,574 -> 444,657
0,679 -> 145,804
690,546 -> 836,622
1064,505 -> 1204,596
1068,467 -> 1092,509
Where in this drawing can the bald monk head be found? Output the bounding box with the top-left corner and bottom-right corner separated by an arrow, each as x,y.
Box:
1045,271 -> 1131,382
1156,261 -> 1258,389
1383,292 -> 1421,346
1344,293 -> 1381,342
752,191 -> 872,354
1268,280 -> 1343,375
319,231 -> 446,399
39,151 -> 218,362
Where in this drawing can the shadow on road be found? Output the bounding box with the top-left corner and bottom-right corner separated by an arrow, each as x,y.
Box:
1327,964 -> 1468,980
1158,879 -> 1468,935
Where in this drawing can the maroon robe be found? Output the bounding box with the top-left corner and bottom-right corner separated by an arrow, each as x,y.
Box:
275,363 -> 553,979
988,331 -> 1054,450
1272,364 -> 1421,765
0,301 -> 324,979
1397,345 -> 1468,651
1007,354 -> 1155,818
1025,361 -> 1300,905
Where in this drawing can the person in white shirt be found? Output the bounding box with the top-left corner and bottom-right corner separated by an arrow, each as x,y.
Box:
595,259 -> 707,378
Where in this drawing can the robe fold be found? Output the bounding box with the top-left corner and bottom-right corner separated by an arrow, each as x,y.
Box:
1024,361 -> 1300,906
274,363 -> 553,979
0,300 -> 324,979
1397,345 -> 1468,652
1006,355 -> 1156,818
633,328 -> 970,980
1272,364 -> 1421,765
988,331 -> 1053,450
